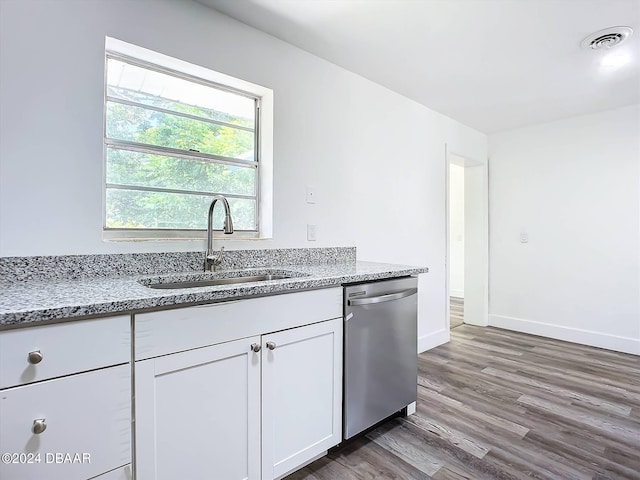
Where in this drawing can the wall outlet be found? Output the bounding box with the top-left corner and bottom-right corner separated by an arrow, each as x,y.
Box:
520,232 -> 529,243
306,186 -> 317,204
307,224 -> 317,241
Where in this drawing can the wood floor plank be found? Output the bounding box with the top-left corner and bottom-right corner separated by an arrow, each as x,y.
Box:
517,394 -> 640,445
603,445 -> 640,477
366,421 -> 444,476
410,400 -> 593,480
440,385 -> 610,457
523,429 -> 640,479
433,342 -> 640,406
285,325 -> 640,480
452,336 -> 525,356
403,413 -> 490,458
431,465 -> 475,480
483,445 -> 592,480
481,329 -> 635,365
288,455 -> 363,480
374,418 -> 520,480
482,366 -> 633,416
332,436 -> 432,480
529,346 -> 640,378
419,386 -> 530,438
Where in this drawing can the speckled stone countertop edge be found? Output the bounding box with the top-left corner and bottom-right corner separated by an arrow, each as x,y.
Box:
0,262 -> 428,329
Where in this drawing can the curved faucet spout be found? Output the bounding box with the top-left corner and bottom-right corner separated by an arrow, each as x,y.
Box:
205,195 -> 234,271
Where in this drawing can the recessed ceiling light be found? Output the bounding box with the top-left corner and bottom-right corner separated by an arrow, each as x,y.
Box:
581,26 -> 633,50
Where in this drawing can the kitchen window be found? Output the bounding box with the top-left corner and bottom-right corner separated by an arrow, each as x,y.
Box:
103,38 -> 273,240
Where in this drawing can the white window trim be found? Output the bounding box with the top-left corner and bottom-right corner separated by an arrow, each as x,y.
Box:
102,37 -> 273,241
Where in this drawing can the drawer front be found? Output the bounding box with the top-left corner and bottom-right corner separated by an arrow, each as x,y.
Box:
135,287 -> 342,360
0,364 -> 131,480
0,315 -> 130,389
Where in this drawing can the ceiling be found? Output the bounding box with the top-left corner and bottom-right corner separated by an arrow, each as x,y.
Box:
197,0 -> 640,134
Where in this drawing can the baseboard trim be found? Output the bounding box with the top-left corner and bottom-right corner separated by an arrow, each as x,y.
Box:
488,314 -> 640,355
450,290 -> 464,299
418,328 -> 449,353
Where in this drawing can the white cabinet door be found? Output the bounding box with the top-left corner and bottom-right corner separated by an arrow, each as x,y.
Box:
261,318 -> 343,480
135,336 -> 261,480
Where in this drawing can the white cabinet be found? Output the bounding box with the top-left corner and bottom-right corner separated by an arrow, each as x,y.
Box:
262,318 -> 342,480
0,287 -> 343,480
133,288 -> 343,480
135,336 -> 262,480
134,288 -> 343,361
0,316 -> 132,480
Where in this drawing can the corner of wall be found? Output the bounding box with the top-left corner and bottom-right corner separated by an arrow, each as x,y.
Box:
418,328 -> 449,353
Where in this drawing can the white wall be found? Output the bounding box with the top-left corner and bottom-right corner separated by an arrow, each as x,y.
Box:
489,105 -> 640,354
0,0 -> 487,352
449,164 -> 465,298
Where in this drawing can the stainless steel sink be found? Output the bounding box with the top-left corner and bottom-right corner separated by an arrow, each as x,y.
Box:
139,269 -> 308,290
147,274 -> 291,289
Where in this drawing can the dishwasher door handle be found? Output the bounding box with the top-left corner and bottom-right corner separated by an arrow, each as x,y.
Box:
347,288 -> 417,306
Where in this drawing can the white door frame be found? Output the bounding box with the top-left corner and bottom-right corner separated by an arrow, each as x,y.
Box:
445,144 -> 489,329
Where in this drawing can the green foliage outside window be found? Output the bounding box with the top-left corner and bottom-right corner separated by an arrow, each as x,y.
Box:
105,80 -> 258,231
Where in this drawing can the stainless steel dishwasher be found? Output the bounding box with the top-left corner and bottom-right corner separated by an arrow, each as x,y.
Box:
343,276 -> 418,439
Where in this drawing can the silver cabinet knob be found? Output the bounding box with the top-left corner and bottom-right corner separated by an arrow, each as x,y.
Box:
32,418 -> 47,435
250,343 -> 261,353
266,342 -> 276,350
28,350 -> 43,365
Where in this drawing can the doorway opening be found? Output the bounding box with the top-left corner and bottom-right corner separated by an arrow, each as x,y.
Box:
446,151 -> 488,330
449,162 -> 465,328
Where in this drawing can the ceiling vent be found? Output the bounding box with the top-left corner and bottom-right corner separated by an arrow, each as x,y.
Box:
581,26 -> 633,50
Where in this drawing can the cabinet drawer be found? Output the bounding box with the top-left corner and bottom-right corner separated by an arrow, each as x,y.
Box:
0,315 -> 130,389
0,364 -> 131,480
135,287 -> 342,360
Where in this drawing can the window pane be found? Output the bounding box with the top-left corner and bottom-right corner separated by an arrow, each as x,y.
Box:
106,58 -> 254,128
106,189 -> 256,230
106,102 -> 255,161
106,148 -> 255,196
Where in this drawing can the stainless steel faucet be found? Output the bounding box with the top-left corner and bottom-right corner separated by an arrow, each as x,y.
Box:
205,195 -> 234,271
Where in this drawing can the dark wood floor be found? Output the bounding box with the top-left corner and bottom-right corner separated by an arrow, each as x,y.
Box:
286,325 -> 640,480
450,297 -> 464,329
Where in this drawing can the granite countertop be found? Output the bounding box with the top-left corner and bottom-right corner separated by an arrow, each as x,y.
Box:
0,260 -> 427,329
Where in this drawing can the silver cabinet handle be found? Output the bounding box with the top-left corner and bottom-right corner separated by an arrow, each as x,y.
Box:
266,342 -> 276,350
250,343 -> 261,353
347,288 -> 417,306
28,350 -> 43,364
32,419 -> 47,435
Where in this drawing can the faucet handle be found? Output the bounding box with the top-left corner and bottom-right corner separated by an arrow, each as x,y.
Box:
205,246 -> 225,271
